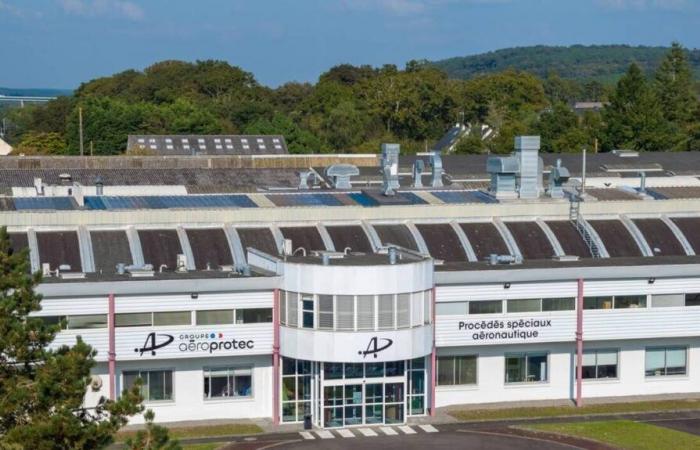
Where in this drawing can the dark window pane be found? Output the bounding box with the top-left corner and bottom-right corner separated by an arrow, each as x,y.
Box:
469,300 -> 502,314
542,297 -> 575,311
615,295 -> 646,309
365,362 -> 384,378
324,363 -> 343,380
584,297 -> 613,310
235,308 -> 272,324
686,293 -> 700,306
385,361 -> 404,377
344,363 -> 363,379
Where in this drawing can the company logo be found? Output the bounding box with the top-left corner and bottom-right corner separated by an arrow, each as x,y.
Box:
358,337 -> 393,359
134,332 -> 174,356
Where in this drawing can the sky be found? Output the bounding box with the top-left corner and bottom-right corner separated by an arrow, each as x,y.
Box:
0,0 -> 699,89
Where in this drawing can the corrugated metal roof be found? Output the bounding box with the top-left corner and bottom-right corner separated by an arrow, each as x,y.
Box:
127,134 -> 288,155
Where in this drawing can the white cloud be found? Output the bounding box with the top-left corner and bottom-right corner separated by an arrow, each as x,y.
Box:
341,0 -> 509,16
0,0 -> 26,17
596,0 -> 693,11
58,0 -> 145,21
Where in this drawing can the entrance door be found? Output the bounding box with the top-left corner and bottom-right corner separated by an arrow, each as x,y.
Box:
384,382 -> 404,424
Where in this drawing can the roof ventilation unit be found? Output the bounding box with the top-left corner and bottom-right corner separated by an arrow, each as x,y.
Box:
548,159 -> 570,198
412,160 -> 424,188
176,254 -> 188,272
34,177 -> 45,196
125,264 -> 155,277
381,143 -> 400,196
325,164 -> 359,189
487,135 -> 543,200
298,170 -> 314,190
95,176 -> 104,196
430,151 -> 444,188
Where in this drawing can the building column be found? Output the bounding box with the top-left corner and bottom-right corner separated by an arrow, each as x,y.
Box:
575,278 -> 584,407
430,286 -> 437,416
273,288 -> 281,425
108,293 -> 116,400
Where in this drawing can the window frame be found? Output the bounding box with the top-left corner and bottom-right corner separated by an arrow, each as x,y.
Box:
202,366 -> 254,401
504,352 -> 549,384
645,346 -> 688,378
580,348 -> 619,381
122,369 -> 174,403
436,355 -> 478,387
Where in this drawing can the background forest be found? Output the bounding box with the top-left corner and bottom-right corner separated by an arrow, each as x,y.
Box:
2,43 -> 699,156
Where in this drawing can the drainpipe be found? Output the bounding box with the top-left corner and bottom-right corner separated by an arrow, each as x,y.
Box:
108,293 -> 116,400
575,279 -> 584,407
430,286 -> 437,416
272,288 -> 280,425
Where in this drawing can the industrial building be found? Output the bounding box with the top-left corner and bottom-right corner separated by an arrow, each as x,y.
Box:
4,137 -> 700,428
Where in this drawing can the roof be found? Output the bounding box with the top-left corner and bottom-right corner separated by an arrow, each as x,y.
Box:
126,134 -> 288,155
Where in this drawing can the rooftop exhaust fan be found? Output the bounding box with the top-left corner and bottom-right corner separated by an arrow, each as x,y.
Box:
381,143 -> 400,196
325,164 -> 359,190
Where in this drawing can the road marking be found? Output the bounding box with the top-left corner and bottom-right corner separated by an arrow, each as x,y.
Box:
299,431 -> 314,440
337,429 -> 355,438
419,424 -> 439,433
379,426 -> 398,435
398,425 -> 417,434
358,428 -> 378,437
316,430 -> 335,439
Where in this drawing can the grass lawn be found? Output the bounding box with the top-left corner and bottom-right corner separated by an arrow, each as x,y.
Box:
116,423 -> 263,442
182,444 -> 225,450
449,398 -> 700,421
524,420 -> 700,450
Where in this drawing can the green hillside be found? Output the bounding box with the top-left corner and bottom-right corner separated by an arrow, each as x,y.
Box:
431,45 -> 700,82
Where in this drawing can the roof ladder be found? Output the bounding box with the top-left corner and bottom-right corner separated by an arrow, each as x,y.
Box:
569,196 -> 601,258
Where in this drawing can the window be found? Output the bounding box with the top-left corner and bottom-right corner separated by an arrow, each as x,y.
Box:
282,358 -> 312,422
356,295 -> 375,331
615,295 -> 646,309
397,294 -> 410,328
378,295 -> 394,330
437,355 -> 477,386
336,295 -> 354,330
581,349 -> 618,379
287,292 -> 298,327
584,296 -> 613,310
584,296 -> 647,310
436,302 -> 467,315
424,291 -> 431,325
123,370 -> 173,401
543,297 -> 575,311
685,293 -> 700,307
505,353 -> 548,383
116,312 -> 151,327
652,294 -> 684,308
154,311 -> 191,326
301,294 -> 314,328
318,295 -> 334,329
645,347 -> 687,377
203,367 -> 252,399
235,308 -> 272,324
469,300 -> 502,314
66,314 -> 108,329
196,310 -> 233,325
411,292 -> 423,327
507,299 -> 539,313
280,291 -> 287,325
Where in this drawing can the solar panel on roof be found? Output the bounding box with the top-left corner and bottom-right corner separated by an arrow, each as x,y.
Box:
14,197 -> 75,210
83,195 -> 257,210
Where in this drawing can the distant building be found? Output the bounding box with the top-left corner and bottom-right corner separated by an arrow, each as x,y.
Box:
573,101 -> 606,114
0,137 -> 12,156
433,123 -> 494,154
126,134 -> 289,155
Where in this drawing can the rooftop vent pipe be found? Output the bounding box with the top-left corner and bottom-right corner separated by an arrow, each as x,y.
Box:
548,159 -> 570,198
95,176 -> 104,196
388,247 -> 397,265
381,143 -> 400,196
430,151 -> 444,187
412,159 -> 424,188
325,164 -> 359,189
322,253 -> 330,266
639,171 -> 647,194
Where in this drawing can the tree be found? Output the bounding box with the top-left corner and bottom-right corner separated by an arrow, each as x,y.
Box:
0,227 -> 144,449
654,43 -> 696,124
14,131 -> 68,155
534,103 -> 589,153
125,410 -> 180,450
244,114 -> 323,153
602,64 -> 671,151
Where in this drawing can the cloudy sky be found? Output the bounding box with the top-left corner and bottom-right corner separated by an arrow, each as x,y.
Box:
0,0 -> 698,88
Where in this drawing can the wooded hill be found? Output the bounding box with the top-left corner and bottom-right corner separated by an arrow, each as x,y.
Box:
431,45 -> 700,82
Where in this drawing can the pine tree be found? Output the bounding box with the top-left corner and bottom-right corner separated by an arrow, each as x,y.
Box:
0,227 -> 144,449
602,64 -> 671,151
125,409 -> 181,450
654,42 -> 696,125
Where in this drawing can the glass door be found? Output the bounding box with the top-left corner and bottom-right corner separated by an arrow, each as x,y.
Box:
384,382 -> 404,424
344,384 -> 363,426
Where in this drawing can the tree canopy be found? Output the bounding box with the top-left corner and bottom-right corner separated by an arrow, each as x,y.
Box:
3,45 -> 699,156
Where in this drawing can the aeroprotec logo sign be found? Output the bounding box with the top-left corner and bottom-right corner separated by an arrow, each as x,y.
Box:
358,336 -> 393,359
133,331 -> 254,357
